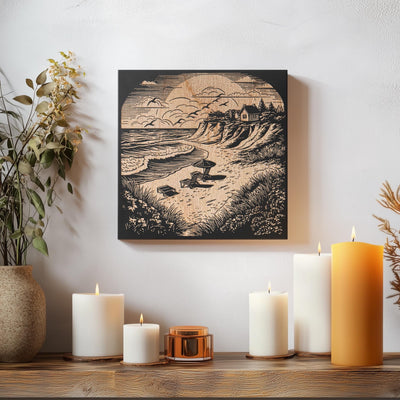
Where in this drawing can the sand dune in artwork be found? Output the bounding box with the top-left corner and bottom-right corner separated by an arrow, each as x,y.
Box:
140,140 -> 281,236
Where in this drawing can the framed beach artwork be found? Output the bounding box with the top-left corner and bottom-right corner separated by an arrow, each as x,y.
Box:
118,70 -> 287,239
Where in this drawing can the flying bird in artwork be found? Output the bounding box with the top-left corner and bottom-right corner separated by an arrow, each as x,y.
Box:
174,118 -> 185,126
188,110 -> 200,117
147,97 -> 163,106
144,120 -> 155,127
220,101 -> 229,106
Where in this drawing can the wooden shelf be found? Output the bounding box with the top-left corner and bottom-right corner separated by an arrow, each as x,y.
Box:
1,353 -> 400,397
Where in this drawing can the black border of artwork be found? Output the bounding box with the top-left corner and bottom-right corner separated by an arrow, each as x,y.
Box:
118,70 -> 287,240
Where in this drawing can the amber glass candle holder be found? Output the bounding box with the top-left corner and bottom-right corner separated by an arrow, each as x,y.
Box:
164,326 -> 213,361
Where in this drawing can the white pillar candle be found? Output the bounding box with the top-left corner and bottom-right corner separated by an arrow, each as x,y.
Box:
293,245 -> 331,353
123,314 -> 160,364
72,284 -> 124,357
249,284 -> 288,357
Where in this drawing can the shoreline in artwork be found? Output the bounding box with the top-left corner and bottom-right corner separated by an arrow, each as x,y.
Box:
121,144 -> 195,176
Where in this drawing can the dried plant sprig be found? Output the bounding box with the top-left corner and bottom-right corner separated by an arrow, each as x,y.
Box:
0,51 -> 85,265
374,181 -> 400,307
377,180 -> 400,215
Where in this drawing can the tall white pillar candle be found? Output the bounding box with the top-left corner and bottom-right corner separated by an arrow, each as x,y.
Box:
249,285 -> 288,356
293,250 -> 331,353
72,285 -> 124,357
123,315 -> 160,364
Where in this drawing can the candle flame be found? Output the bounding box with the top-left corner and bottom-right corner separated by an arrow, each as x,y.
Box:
351,226 -> 356,242
268,281 -> 271,294
95,283 -> 99,296
318,241 -> 321,256
140,313 -> 143,326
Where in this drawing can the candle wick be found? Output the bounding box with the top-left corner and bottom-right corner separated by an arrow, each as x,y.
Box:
352,238 -> 355,242
268,288 -> 271,294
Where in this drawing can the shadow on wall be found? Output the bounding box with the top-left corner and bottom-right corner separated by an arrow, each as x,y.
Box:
121,75 -> 310,252
29,83 -> 104,352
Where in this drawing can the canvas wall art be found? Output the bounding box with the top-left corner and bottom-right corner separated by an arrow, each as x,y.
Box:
118,70 -> 287,239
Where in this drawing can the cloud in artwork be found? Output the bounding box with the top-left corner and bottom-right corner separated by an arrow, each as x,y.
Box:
140,80 -> 157,86
235,76 -> 257,83
196,86 -> 225,97
228,89 -> 261,98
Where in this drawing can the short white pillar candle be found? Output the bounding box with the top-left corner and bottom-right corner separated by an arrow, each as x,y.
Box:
293,244 -> 331,353
72,284 -> 124,357
123,314 -> 160,364
249,283 -> 288,357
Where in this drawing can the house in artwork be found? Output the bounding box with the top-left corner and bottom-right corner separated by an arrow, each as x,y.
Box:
240,105 -> 259,122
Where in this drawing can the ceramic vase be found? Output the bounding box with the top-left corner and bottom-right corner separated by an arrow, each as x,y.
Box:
0,265 -> 46,362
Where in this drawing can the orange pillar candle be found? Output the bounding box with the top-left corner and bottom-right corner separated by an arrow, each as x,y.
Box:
331,228 -> 383,366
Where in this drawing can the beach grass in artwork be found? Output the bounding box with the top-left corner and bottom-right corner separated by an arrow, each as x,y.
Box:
118,70 -> 287,240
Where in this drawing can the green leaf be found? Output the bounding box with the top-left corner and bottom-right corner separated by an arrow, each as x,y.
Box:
28,138 -> 42,160
26,78 -> 34,89
13,95 -> 33,105
45,177 -> 51,187
33,236 -> 48,256
36,82 -> 55,97
36,69 -> 47,85
10,230 -> 22,240
46,142 -> 64,150
33,176 -> 45,191
62,141 -> 74,167
0,133 -> 7,144
47,188 -> 54,206
36,101 -> 49,114
28,217 -> 37,225
40,149 -> 55,168
6,214 -> 13,231
24,225 -> 34,237
28,189 -> 45,218
58,163 -> 65,179
0,196 -> 7,208
67,182 -> 73,194
56,205 -> 63,214
18,160 -> 33,176
8,149 -> 17,161
26,151 -> 37,167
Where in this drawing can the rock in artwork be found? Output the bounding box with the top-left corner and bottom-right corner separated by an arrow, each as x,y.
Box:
118,70 -> 287,239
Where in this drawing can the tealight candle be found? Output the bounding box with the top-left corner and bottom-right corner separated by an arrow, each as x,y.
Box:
249,282 -> 288,357
123,314 -> 160,364
72,284 -> 124,357
293,242 -> 331,354
331,227 -> 384,366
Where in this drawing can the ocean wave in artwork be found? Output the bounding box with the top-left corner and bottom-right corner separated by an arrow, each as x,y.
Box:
121,144 -> 194,175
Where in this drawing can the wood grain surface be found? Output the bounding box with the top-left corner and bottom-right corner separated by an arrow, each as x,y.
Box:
1,352 -> 400,397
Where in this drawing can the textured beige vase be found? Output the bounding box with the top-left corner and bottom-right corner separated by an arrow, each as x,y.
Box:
0,265 -> 46,362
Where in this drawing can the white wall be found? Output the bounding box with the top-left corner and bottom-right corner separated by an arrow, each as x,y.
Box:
1,0 -> 400,352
